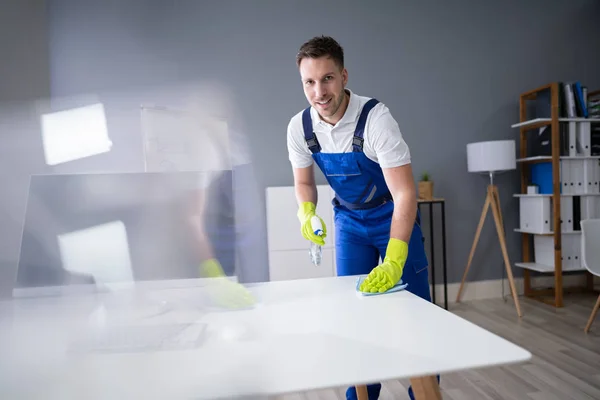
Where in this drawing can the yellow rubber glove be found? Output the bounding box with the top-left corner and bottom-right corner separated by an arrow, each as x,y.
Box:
359,238 -> 408,293
297,202 -> 327,246
200,258 -> 256,309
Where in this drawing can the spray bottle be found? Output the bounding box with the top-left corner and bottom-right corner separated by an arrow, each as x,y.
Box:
309,215 -> 323,266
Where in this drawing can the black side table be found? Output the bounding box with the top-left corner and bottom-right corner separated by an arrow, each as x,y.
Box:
417,198 -> 448,310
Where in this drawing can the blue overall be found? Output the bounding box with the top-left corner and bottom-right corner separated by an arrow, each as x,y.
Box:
302,99 -> 435,400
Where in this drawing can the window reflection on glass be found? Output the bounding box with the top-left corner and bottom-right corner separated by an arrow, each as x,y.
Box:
40,103 -> 112,165
57,220 -> 134,290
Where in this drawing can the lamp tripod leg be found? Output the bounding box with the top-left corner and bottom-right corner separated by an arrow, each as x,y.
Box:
456,188 -> 492,303
489,185 -> 523,318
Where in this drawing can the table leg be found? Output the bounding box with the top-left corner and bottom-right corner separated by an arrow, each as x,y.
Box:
441,201 -> 448,310
409,375 -> 442,400
429,202 -> 436,306
356,385 -> 368,400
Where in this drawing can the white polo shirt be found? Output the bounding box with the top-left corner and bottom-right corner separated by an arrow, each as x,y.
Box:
287,89 -> 411,169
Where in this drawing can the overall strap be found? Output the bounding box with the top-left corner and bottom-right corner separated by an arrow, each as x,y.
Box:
352,98 -> 380,152
302,107 -> 321,154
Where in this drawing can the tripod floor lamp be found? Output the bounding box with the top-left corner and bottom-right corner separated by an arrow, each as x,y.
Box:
456,140 -> 523,318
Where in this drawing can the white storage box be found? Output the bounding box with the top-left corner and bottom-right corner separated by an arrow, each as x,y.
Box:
519,196 -> 552,233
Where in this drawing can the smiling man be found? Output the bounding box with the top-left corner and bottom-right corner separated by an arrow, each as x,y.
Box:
286,36 -> 436,400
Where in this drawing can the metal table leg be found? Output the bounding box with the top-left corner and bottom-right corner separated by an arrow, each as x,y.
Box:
441,201 -> 448,310
429,202 -> 435,306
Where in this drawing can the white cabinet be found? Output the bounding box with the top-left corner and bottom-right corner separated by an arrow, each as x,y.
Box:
266,185 -> 337,281
268,248 -> 335,281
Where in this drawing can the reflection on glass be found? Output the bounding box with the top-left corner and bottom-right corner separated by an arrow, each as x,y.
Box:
57,220 -> 134,290
40,103 -> 112,165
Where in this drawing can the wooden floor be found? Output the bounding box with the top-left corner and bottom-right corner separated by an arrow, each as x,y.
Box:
276,293 -> 600,400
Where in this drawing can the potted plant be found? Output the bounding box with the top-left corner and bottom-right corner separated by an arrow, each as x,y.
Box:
418,172 -> 434,200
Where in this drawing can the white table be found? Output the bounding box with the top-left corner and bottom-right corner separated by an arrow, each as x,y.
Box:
0,276 -> 531,399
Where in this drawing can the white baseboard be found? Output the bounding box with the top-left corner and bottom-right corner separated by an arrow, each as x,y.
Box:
435,274 -> 600,304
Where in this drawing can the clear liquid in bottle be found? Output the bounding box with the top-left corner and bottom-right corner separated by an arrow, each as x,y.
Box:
309,215 -> 324,266
310,242 -> 322,266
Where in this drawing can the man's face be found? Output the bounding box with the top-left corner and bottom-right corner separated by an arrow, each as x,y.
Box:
299,56 -> 348,124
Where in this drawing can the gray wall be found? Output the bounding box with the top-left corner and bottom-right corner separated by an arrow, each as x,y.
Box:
2,1 -> 599,296
0,1 -> 51,297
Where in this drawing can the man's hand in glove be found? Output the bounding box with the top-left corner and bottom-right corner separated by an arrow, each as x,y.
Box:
359,238 -> 408,293
297,201 -> 327,246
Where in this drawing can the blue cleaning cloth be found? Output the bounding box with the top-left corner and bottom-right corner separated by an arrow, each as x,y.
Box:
355,276 -> 408,296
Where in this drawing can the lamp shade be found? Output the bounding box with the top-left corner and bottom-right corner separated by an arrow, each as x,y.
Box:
467,140 -> 516,173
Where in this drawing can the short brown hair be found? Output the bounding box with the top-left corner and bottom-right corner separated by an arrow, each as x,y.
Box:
296,36 -> 344,69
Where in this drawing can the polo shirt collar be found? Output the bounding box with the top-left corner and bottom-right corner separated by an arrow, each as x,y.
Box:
311,88 -> 358,128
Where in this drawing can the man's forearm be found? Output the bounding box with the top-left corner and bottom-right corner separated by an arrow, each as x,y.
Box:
390,191 -> 416,243
295,182 -> 318,205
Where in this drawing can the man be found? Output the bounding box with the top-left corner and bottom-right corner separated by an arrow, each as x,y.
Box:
286,35 -> 435,400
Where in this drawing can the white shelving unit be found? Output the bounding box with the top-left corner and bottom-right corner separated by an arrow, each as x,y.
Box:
512,82 -> 599,307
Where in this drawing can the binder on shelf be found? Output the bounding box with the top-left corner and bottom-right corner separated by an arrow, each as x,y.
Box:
563,234 -> 573,270
583,159 -> 598,194
560,159 -> 571,194
592,124 -> 600,156
581,196 -> 600,220
577,122 -> 592,156
534,233 -> 581,270
571,159 -> 584,194
531,162 -> 554,194
568,121 -> 578,156
534,235 -> 554,266
595,159 -> 600,193
560,196 -> 574,232
573,196 -> 581,231
563,83 -> 577,118
573,82 -> 588,118
560,123 -> 569,156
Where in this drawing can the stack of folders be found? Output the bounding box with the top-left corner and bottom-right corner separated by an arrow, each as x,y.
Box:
551,194 -> 600,270
560,81 -> 589,118
559,195 -> 600,232
560,120 -> 600,196
589,91 -> 600,119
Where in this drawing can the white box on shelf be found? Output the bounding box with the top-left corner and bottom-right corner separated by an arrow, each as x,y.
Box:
519,196 -> 552,233
527,185 -> 539,194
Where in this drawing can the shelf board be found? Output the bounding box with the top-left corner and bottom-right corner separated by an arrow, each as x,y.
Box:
514,229 -> 581,235
514,262 -> 586,273
516,155 -> 600,163
562,155 -> 600,159
514,193 -> 600,197
511,118 -> 600,129
559,118 -> 600,122
514,229 -> 553,235
517,156 -> 552,163
511,118 -> 551,129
